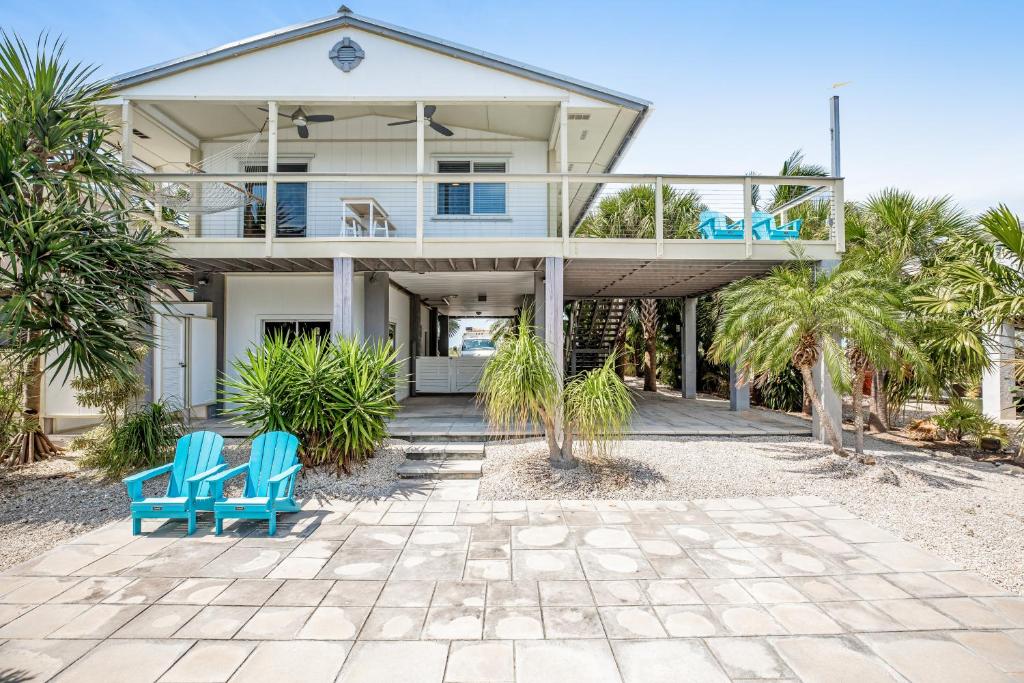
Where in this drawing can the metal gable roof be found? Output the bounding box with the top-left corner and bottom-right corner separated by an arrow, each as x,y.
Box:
108,7 -> 652,112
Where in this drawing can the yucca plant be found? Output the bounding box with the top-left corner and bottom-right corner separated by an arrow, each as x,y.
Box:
79,400 -> 184,477
222,333 -> 400,473
479,311 -> 634,468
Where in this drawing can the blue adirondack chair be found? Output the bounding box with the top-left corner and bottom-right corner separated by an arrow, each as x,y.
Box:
697,210 -> 744,240
751,211 -> 802,240
123,431 -> 226,536
208,431 -> 302,536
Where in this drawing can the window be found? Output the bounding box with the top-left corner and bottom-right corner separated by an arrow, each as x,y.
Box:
262,320 -> 331,341
436,160 -> 507,216
243,162 -> 308,237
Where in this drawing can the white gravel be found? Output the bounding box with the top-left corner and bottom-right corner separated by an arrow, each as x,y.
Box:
479,434 -> 1024,594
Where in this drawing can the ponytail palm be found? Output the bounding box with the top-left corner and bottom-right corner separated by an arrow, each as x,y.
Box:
712,255 -> 906,458
479,312 -> 634,468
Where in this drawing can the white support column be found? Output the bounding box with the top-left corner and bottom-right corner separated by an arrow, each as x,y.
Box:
364,272 -> 391,344
544,257 -> 564,376
729,363 -> 750,411
533,270 -> 546,339
416,101 -> 425,257
682,297 -> 697,399
812,259 -> 843,443
655,176 -> 664,256
265,101 -> 278,257
332,257 -> 355,340
743,176 -> 753,258
559,101 -> 570,250
982,322 -> 1016,421
120,100 -> 133,165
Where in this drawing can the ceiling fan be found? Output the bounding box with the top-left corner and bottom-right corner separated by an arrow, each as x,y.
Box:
259,106 -> 335,139
387,104 -> 454,137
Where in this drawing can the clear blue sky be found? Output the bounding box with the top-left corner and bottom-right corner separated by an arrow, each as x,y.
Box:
4,0 -> 1021,211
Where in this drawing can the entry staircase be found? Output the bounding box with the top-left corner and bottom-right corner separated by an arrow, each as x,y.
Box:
397,443 -> 485,480
567,298 -> 629,374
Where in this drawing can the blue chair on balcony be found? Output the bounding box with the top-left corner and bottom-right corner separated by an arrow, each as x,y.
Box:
123,431 -> 226,536
697,211 -> 744,240
752,211 -> 802,240
208,431 -> 302,536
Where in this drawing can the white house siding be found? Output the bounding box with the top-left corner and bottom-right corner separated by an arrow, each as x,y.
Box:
197,116 -> 548,239
116,26 -> 613,108
389,284 -> 412,401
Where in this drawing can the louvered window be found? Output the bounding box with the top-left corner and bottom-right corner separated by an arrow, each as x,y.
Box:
436,160 -> 507,216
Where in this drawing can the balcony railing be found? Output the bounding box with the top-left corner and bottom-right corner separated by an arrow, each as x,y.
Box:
138,172 -> 845,256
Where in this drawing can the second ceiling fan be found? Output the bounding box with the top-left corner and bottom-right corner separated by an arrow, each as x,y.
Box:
388,104 -> 453,137
260,106 -> 335,139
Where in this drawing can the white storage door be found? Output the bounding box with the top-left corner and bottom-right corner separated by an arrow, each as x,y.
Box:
189,317 -> 218,406
158,314 -> 186,408
415,357 -> 451,393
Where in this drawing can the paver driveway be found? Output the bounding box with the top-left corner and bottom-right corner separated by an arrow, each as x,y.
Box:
2,486 -> 1023,682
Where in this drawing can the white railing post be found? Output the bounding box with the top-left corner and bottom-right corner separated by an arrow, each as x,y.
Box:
265,101 -> 278,256
833,179 -> 845,253
743,176 -> 753,257
416,101 -> 425,256
559,101 -> 570,252
120,100 -> 133,166
655,176 -> 664,256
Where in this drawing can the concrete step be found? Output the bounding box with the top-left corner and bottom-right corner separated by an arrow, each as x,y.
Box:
397,458 -> 484,480
405,443 -> 486,460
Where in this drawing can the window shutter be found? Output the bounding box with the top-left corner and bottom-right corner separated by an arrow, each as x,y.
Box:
438,161 -> 471,173
472,161 -> 506,174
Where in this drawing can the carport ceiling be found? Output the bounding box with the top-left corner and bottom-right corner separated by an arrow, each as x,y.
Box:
389,271 -> 534,317
564,259 -> 782,298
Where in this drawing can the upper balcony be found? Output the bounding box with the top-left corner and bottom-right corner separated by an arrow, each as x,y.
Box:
116,99 -> 843,262
141,170 -> 844,263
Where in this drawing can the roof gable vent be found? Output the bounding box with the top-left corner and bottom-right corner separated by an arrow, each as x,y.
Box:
329,37 -> 365,72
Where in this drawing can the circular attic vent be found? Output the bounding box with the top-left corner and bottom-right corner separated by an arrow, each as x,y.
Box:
329,37 -> 365,72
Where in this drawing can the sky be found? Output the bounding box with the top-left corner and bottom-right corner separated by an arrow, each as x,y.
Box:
3,0 -> 1021,211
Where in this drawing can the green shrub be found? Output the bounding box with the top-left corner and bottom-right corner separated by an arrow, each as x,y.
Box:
222,333 -> 401,473
935,398 -> 1007,446
755,364 -> 804,412
0,354 -> 28,458
79,400 -> 184,477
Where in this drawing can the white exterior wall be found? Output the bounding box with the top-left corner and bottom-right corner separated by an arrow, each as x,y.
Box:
116,25 -> 612,107
198,116 -> 548,239
223,273 -> 416,402
389,284 -> 411,401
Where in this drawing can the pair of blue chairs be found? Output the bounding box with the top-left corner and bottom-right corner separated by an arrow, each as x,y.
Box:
123,431 -> 302,536
698,210 -> 802,241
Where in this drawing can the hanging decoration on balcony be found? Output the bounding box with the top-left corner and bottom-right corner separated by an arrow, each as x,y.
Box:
142,131 -> 265,215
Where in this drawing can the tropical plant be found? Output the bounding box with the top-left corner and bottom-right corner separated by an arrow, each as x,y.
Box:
638,299 -> 659,392
754,364 -> 804,412
0,354 -> 28,460
563,355 -> 635,459
0,33 -> 182,464
478,312 -> 634,468
934,397 -> 1007,447
70,347 -> 148,434
222,333 -> 400,473
712,251 -> 908,459
79,400 -> 184,477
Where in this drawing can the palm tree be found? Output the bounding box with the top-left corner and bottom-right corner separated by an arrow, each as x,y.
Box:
638,299 -> 658,391
844,189 -> 979,430
711,254 -> 904,459
0,34 -> 181,464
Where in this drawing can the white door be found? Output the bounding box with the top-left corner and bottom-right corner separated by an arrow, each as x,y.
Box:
189,317 -> 218,407
158,314 -> 186,408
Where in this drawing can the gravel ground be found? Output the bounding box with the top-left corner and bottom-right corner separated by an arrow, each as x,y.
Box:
478,434 -> 1024,594
0,438 -> 410,572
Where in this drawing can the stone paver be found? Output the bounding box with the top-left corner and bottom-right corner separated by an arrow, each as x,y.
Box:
2,495 -> 1021,682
